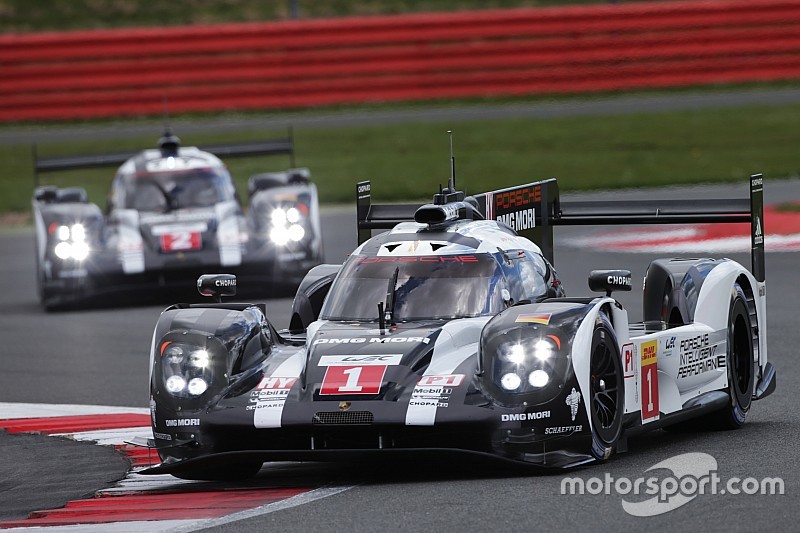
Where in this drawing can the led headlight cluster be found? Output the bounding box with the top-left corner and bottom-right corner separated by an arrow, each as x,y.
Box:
269,206 -> 306,246
161,343 -> 213,398
496,336 -> 561,393
52,223 -> 90,261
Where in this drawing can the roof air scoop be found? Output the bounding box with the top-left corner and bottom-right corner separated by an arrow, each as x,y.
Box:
415,202 -> 467,225
158,129 -> 181,157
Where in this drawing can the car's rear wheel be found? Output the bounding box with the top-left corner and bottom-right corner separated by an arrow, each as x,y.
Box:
589,313 -> 624,461
710,284 -> 755,429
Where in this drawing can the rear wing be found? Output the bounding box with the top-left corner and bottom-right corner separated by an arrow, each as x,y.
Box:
355,174 -> 765,282
33,131 -> 295,186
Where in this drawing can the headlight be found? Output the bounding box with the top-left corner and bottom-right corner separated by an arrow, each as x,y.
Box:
160,342 -> 216,399
288,224 -> 305,242
271,208 -> 287,227
270,226 -> 290,246
481,325 -> 570,404
52,223 -> 90,260
70,223 -> 86,241
286,207 -> 300,223
55,225 -> 70,241
269,205 -> 306,246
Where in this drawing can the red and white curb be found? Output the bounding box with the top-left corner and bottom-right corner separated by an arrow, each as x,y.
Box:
0,403 -> 352,532
564,205 -> 800,253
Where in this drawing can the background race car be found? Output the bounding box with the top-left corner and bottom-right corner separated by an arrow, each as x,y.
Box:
31,131 -> 323,309
140,168 -> 775,481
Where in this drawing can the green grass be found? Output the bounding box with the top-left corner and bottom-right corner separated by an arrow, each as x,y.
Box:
0,0 -> 669,32
4,101 -> 798,218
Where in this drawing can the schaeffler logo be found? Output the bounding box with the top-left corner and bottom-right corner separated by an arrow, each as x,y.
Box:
561,452 -> 783,517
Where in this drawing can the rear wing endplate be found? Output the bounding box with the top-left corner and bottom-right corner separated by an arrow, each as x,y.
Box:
356,174 -> 765,282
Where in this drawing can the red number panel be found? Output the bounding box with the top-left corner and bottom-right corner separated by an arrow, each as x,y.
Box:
160,231 -> 202,252
320,365 -> 387,395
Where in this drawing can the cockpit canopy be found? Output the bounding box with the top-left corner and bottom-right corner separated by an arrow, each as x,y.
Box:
320,250 -> 552,322
122,168 -> 235,211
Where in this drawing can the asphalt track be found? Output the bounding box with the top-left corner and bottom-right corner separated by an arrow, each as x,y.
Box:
1,179 -> 798,531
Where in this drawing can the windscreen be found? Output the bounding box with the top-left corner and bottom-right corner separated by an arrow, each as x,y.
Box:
124,168 -> 234,211
320,253 -> 507,321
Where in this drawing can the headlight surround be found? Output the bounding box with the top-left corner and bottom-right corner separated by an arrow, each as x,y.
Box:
481,325 -> 571,405
158,334 -> 227,409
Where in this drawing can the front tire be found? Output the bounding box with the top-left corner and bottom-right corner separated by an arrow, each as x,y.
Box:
589,313 -> 624,461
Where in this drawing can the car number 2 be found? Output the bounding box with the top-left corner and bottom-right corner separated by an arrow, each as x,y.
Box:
320,365 -> 387,395
161,231 -> 201,252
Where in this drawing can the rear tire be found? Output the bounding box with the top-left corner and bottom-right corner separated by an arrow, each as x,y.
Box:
711,284 -> 755,429
589,313 -> 624,461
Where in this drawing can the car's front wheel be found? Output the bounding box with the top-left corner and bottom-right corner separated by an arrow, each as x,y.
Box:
589,313 -> 624,461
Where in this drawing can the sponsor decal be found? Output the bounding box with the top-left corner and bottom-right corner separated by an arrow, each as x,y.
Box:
215,278 -> 236,287
256,376 -> 298,390
664,336 -> 676,354
160,231 -> 202,252
545,425 -> 583,435
318,354 -> 403,366
496,208 -> 536,231
494,185 -> 542,212
623,343 -> 635,379
754,216 -> 763,245
140,210 -> 214,225
417,374 -> 464,387
164,418 -> 200,427
501,411 -> 551,422
320,365 -> 387,395
677,333 -> 726,378
607,275 -> 631,286
357,183 -> 370,198
641,340 -> 659,423
565,388 -> 581,422
515,313 -> 552,325
313,337 -> 430,345
356,255 -> 479,264
153,431 -> 172,441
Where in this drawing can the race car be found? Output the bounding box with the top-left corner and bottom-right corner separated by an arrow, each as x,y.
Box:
31,131 -> 322,309
141,172 -> 775,480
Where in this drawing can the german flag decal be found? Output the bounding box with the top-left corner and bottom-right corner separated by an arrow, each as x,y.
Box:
515,313 -> 552,325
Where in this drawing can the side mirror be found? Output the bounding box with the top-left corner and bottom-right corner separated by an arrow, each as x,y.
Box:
588,270 -> 632,297
197,274 -> 237,302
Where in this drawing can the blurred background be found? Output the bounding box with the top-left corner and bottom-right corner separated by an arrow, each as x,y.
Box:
2,0 -> 799,222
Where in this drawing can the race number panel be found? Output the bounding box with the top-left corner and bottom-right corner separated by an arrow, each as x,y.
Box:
160,231 -> 202,252
320,365 -> 387,395
640,340 -> 660,423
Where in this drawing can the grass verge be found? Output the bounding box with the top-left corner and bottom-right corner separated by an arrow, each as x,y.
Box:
3,100 -> 799,220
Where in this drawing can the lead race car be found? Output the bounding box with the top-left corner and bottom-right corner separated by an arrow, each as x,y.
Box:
31,131 -> 322,309
141,167 -> 775,480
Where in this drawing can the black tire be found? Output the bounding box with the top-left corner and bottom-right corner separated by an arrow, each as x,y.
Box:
172,461 -> 263,481
589,313 -> 625,461
711,284 -> 755,429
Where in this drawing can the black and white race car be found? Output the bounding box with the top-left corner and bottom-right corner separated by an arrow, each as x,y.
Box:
141,174 -> 775,480
32,131 -> 322,309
